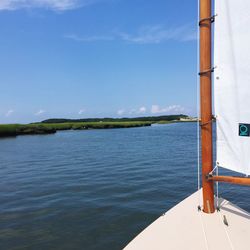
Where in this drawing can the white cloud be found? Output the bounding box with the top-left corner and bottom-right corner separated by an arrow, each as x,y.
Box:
65,23 -> 196,44
117,105 -> 183,117
118,24 -> 196,44
78,109 -> 85,115
5,109 -> 14,117
122,106 -> 146,115
138,106 -> 146,114
118,106 -> 147,116
0,0 -> 100,11
151,105 -> 185,114
35,109 -> 45,116
64,34 -> 114,42
151,105 -> 161,114
117,109 -> 125,116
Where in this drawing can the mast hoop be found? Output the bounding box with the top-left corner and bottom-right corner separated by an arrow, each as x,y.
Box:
199,67 -> 215,76
199,14 -> 217,26
199,119 -> 213,127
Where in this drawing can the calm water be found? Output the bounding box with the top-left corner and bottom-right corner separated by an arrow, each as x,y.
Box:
0,123 -> 249,250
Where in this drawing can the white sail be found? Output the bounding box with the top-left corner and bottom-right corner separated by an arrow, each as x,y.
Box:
214,0 -> 250,175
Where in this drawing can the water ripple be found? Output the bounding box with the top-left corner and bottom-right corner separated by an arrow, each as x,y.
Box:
0,123 -> 249,250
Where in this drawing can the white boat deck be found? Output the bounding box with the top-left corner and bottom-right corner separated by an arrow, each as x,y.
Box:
124,190 -> 250,250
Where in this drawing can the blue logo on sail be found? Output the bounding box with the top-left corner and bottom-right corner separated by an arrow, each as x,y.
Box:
239,124 -> 250,137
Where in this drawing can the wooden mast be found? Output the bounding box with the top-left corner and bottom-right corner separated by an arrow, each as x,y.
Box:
199,0 -> 215,213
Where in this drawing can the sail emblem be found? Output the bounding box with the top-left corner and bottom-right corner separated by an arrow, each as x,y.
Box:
239,124 -> 250,137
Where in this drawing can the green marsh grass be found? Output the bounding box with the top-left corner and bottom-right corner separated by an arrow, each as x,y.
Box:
0,121 -> 152,137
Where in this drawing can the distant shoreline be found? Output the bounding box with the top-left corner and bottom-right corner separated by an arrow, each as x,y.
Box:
0,115 -> 197,138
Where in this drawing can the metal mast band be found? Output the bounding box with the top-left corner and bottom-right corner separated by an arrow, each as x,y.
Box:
199,67 -> 215,76
199,15 -> 217,26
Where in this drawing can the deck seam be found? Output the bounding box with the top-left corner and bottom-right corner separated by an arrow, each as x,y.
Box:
198,212 -> 209,250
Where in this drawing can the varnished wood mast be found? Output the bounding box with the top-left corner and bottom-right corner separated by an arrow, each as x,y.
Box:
200,0 -> 250,213
200,0 -> 215,214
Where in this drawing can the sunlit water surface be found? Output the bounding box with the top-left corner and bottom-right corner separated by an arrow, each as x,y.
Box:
0,123 -> 249,250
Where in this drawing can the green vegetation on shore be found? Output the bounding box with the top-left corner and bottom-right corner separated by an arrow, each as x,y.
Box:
0,124 -> 56,137
0,121 -> 152,137
41,115 -> 187,124
40,121 -> 152,131
0,115 -> 191,137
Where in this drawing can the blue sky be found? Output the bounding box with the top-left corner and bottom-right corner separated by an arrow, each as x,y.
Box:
0,0 -> 198,124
